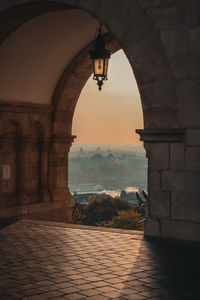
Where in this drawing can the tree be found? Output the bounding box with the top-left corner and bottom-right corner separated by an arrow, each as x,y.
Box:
84,197 -> 132,226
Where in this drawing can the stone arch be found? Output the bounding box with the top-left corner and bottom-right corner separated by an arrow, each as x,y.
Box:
0,0 -> 180,128
0,1 -> 199,240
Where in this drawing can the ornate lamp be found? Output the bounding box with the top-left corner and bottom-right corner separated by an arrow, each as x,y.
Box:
90,26 -> 110,91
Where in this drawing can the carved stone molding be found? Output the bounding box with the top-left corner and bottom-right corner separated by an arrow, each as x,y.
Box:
0,100 -> 52,114
136,129 -> 185,142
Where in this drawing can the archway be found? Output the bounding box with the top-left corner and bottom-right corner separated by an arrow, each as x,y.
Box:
69,48 -> 148,228
0,1 -> 199,241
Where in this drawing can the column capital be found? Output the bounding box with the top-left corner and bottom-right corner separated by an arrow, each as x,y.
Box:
51,135 -> 76,144
136,129 -> 185,142
50,135 -> 76,152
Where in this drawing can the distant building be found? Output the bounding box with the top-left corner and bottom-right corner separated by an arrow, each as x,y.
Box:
120,189 -> 138,206
79,147 -> 85,157
95,147 -> 102,154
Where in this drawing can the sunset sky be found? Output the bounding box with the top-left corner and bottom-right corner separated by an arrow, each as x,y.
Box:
72,50 -> 143,145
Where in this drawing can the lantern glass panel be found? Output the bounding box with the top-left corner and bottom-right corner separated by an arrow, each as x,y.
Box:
104,58 -> 109,77
94,58 -> 104,76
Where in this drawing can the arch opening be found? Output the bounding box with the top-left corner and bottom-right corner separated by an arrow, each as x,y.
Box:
69,49 -> 148,228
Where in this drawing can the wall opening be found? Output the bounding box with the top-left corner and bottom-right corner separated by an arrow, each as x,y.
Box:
69,49 -> 147,227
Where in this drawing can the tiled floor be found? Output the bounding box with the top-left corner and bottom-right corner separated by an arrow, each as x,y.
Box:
0,219 -> 199,300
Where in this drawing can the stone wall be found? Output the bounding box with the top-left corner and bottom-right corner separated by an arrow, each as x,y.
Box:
137,129 -> 200,241
0,101 -> 74,222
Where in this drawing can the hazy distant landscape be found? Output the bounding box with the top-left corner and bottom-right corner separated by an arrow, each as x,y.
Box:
69,144 -> 147,196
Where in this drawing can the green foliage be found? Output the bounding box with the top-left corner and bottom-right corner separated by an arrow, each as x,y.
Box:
72,202 -> 86,224
103,209 -> 143,230
72,197 -> 144,231
84,197 -> 132,226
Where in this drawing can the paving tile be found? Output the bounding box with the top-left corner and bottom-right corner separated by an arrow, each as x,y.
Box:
102,291 -> 121,298
60,286 -> 80,294
61,293 -> 86,300
86,296 -> 109,300
97,286 -> 118,293
0,219 -> 200,300
80,288 -> 101,296
91,281 -> 110,288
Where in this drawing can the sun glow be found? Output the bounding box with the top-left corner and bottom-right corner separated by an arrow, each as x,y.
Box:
72,50 -> 143,145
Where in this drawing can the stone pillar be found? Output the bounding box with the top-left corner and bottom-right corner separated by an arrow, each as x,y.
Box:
17,137 -> 29,205
136,129 -> 200,242
48,135 -> 76,222
40,140 -> 50,202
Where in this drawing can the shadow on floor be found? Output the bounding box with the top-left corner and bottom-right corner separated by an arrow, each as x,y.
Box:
119,237 -> 200,300
0,217 -> 19,229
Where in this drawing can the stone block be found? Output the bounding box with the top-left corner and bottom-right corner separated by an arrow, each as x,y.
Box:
138,0 -> 160,8
144,218 -> 160,237
30,151 -> 39,162
186,129 -> 200,146
141,78 -> 176,109
25,179 -> 32,190
170,143 -> 185,170
190,26 -> 200,52
169,54 -> 188,80
188,53 -> 200,79
149,190 -> 170,218
176,79 -> 200,127
162,170 -> 200,192
180,99 -> 200,128
148,170 -> 161,190
147,4 -> 185,30
187,1 -> 200,26
171,192 -> 200,223
0,181 -> 8,193
185,147 -> 200,170
0,204 -> 28,218
161,219 -> 200,241
143,105 -> 179,128
146,143 -> 169,170
160,29 -> 188,56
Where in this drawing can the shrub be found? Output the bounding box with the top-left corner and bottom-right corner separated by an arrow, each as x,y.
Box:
84,197 -> 132,226
103,209 -> 143,230
72,202 -> 86,224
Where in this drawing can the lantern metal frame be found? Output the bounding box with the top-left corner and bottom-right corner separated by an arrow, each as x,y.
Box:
90,25 -> 110,91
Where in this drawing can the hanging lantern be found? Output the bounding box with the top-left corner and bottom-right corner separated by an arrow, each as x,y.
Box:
90,26 -> 110,91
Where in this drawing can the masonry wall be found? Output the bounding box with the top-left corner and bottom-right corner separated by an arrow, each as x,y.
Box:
0,102 -> 74,222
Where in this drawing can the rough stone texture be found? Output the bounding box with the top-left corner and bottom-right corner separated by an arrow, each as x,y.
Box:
144,142 -> 169,170
162,171 -> 200,192
0,102 -> 74,222
186,129 -> 200,146
144,217 -> 160,237
171,192 -> 200,223
170,143 -> 185,170
149,190 -> 170,219
185,147 -> 200,170
161,219 -> 200,241
148,170 -> 161,190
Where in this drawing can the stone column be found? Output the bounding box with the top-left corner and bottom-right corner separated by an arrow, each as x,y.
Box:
17,137 -> 29,205
135,129 -> 200,240
40,140 -> 50,202
48,135 -> 76,222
